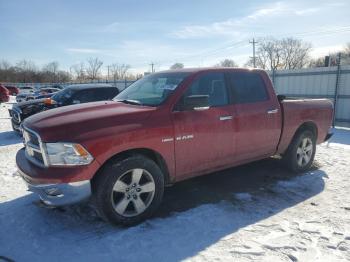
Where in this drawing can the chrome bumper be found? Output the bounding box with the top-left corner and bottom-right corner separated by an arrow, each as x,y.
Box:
18,169 -> 92,206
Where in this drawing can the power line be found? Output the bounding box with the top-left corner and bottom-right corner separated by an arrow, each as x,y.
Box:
131,26 -> 350,70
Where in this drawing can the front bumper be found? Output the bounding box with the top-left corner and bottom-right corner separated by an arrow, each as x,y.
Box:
16,148 -> 98,206
17,168 -> 92,206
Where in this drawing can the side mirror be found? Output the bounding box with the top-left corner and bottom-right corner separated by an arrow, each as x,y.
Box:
72,100 -> 80,104
277,94 -> 286,102
184,95 -> 210,111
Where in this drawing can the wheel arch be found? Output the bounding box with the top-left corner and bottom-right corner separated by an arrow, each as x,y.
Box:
294,121 -> 318,139
92,148 -> 171,191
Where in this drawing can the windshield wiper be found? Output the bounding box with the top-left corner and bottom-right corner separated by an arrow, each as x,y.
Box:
116,99 -> 143,105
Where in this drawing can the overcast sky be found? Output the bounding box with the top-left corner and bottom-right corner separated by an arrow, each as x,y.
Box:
0,0 -> 349,73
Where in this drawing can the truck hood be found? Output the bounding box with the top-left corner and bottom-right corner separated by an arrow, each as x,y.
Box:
24,101 -> 156,141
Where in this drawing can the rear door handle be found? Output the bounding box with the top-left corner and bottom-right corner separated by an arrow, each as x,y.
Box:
219,115 -> 233,121
267,109 -> 278,114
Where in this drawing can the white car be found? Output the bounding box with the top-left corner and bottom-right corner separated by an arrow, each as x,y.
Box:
16,86 -> 35,103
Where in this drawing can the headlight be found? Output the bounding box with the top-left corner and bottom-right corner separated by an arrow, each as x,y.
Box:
45,143 -> 93,166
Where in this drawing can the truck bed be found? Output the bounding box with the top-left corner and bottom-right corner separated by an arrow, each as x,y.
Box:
277,98 -> 333,154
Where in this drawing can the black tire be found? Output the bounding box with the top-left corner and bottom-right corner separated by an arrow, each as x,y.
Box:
283,129 -> 316,173
93,155 -> 164,226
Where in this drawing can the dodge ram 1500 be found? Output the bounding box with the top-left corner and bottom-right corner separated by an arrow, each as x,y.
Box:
16,68 -> 333,225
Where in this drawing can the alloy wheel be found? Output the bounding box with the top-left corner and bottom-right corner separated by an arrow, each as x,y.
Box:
111,168 -> 155,217
296,137 -> 313,167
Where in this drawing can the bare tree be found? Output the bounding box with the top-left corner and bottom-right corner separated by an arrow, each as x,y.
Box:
245,38 -> 311,70
86,57 -> 103,80
15,59 -> 38,82
308,43 -> 350,68
43,61 -> 59,74
170,63 -> 184,69
308,57 -> 327,68
345,43 -> 350,56
280,38 -> 312,69
71,62 -> 86,81
343,43 -> 350,65
16,59 -> 37,72
109,63 -> 130,80
215,59 -> 238,67
0,60 -> 11,70
42,61 -> 59,82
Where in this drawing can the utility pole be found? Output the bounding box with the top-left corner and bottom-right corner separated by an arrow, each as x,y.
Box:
249,38 -> 258,68
150,62 -> 155,73
106,65 -> 110,83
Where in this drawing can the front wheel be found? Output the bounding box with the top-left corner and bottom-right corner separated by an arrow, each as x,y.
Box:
283,130 -> 316,173
94,155 -> 164,226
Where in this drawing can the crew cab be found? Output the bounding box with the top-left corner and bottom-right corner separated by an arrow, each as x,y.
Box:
16,68 -> 333,226
9,84 -> 119,132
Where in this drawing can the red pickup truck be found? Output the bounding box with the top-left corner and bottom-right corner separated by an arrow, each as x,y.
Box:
16,68 -> 333,225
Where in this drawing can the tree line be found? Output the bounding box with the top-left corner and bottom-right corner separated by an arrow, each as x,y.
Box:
1,38 -> 350,83
0,57 -> 136,83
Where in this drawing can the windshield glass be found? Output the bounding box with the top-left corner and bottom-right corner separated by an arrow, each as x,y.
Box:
114,72 -> 190,106
51,88 -> 74,103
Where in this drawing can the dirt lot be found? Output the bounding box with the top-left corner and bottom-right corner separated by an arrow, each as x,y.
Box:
1,98 -> 350,262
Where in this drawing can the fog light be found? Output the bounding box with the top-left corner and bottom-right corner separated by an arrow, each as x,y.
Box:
45,188 -> 62,196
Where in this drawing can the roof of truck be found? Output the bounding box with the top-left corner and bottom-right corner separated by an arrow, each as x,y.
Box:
157,67 -> 265,74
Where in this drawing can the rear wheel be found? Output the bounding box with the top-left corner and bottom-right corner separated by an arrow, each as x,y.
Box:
94,155 -> 164,226
283,129 -> 316,173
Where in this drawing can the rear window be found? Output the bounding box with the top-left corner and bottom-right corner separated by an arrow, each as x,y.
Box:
228,72 -> 269,104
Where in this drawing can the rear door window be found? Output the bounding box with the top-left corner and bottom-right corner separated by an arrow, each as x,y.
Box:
227,72 -> 269,103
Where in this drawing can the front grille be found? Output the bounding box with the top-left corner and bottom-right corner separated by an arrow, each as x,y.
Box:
23,127 -> 46,166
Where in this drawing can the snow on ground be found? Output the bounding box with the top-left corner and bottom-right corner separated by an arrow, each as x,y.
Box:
0,97 -> 350,262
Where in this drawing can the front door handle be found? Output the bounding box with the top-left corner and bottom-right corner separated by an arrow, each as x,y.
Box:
267,109 -> 278,114
219,115 -> 233,121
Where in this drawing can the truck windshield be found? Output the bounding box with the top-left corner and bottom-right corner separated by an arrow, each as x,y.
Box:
114,72 -> 190,106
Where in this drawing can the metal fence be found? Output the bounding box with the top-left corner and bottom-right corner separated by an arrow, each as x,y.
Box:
268,65 -> 350,127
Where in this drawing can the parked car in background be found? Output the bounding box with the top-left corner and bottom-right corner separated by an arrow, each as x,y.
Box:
10,84 -> 119,132
15,68 -> 333,226
16,86 -> 35,103
0,84 -> 10,103
25,88 -> 61,101
50,84 -> 64,90
4,85 -> 20,96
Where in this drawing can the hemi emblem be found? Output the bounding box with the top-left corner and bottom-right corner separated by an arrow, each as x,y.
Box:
161,138 -> 174,143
